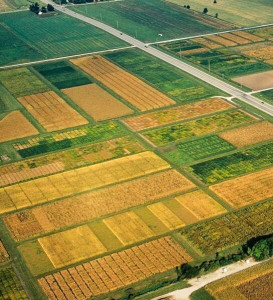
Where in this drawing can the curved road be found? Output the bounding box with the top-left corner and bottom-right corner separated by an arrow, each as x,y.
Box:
42,0 -> 273,116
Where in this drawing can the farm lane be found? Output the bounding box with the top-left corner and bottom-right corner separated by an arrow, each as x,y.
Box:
40,0 -> 273,118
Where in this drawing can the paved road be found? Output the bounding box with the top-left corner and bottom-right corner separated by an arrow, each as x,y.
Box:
153,258 -> 264,300
41,0 -> 273,116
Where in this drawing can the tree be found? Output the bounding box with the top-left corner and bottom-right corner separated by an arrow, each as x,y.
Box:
203,7 -> 208,14
186,5 -> 190,9
215,13 -> 218,18
214,0 -> 217,3
29,2 -> 40,13
41,6 -> 47,13
47,4 -> 54,11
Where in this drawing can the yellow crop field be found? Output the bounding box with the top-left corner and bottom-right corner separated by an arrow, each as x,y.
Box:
148,202 -> 185,230
205,35 -> 237,46
103,211 -> 154,245
38,225 -> 106,268
242,44 -> 273,60
62,83 -> 133,121
0,240 -> 9,263
70,56 -> 175,111
0,152 -> 169,214
5,169 -> 194,241
219,121 -> 273,148
233,31 -> 263,42
179,47 -> 208,56
18,91 -> 88,131
205,259 -> 273,300
210,167 -> 273,208
39,237 -> 192,299
0,111 -> 38,142
219,32 -> 250,44
192,37 -> 222,49
124,98 -> 233,131
175,190 -> 226,220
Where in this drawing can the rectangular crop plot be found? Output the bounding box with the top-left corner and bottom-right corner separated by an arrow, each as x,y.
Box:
0,68 -> 49,98
34,61 -> 92,90
233,70 -> 273,90
210,167 -> 273,208
0,23 -> 41,66
13,121 -> 126,158
18,91 -> 88,131
71,55 -> 175,111
38,237 -> 192,299
0,240 -> 9,263
62,83 -> 133,121
175,190 -> 226,220
105,49 -> 222,102
143,110 -> 255,146
163,135 -> 235,165
180,199 -> 273,255
5,169 -> 194,241
103,211 -> 154,245
0,136 -> 144,187
38,225 -> 106,268
219,121 -> 273,148
0,111 -> 38,143
0,266 -> 28,299
124,98 -> 233,131
188,141 -> 273,184
0,152 -> 170,214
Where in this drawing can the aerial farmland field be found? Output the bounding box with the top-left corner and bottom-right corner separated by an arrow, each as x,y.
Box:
0,0 -> 273,297
70,0 -> 234,42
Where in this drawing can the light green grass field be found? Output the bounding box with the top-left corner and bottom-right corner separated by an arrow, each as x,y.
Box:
167,0 -> 273,27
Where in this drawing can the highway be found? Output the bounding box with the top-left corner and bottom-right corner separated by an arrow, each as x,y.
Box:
41,0 -> 273,116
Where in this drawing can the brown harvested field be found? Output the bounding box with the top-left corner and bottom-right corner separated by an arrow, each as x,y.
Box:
233,70 -> 273,90
70,56 -> 175,111
175,190 -> 226,220
191,37 -> 222,49
219,32 -> 250,44
266,59 -> 273,66
0,111 -> 38,142
242,43 -> 273,60
179,47 -> 208,56
210,167 -> 273,208
0,240 -> 9,263
38,225 -> 106,268
124,98 -> 233,131
219,121 -> 273,148
62,83 -> 133,121
233,31 -> 263,42
38,237 -> 192,299
18,91 -> 88,132
4,170 -> 194,241
205,35 -> 237,47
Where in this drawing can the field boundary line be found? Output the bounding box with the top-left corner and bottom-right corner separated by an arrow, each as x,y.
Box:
148,22 -> 273,45
0,46 -> 135,70
0,8 -> 28,15
66,0 -> 123,7
249,87 -> 273,94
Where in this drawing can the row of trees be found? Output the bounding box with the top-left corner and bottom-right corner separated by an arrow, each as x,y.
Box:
29,2 -> 54,13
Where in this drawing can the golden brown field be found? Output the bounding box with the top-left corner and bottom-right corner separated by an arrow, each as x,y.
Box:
233,31 -> 263,42
219,121 -> 273,147
192,37 -> 222,49
219,32 -> 250,44
18,91 -> 88,131
210,167 -> 273,208
206,35 -> 237,46
62,83 -> 133,121
0,111 -> 38,142
70,56 -> 175,111
233,70 -> 273,90
39,237 -> 192,299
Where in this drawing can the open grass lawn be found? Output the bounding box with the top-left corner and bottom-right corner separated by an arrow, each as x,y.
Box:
105,49 -> 224,102
167,0 -> 273,27
0,11 -> 127,66
71,0 -> 234,42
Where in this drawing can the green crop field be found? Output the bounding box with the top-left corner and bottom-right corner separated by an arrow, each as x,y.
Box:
167,0 -> 273,27
143,110 -> 254,146
161,40 -> 272,78
180,199 -> 273,254
0,67 -> 49,98
188,141 -> 273,184
34,61 -> 92,89
0,266 -> 28,299
0,11 -> 127,66
256,89 -> 273,105
14,121 -> 126,158
0,0 -> 39,11
70,0 -> 233,42
105,49 -> 224,102
163,135 -> 235,165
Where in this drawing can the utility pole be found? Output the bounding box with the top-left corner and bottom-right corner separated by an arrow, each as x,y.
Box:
116,20 -> 119,29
